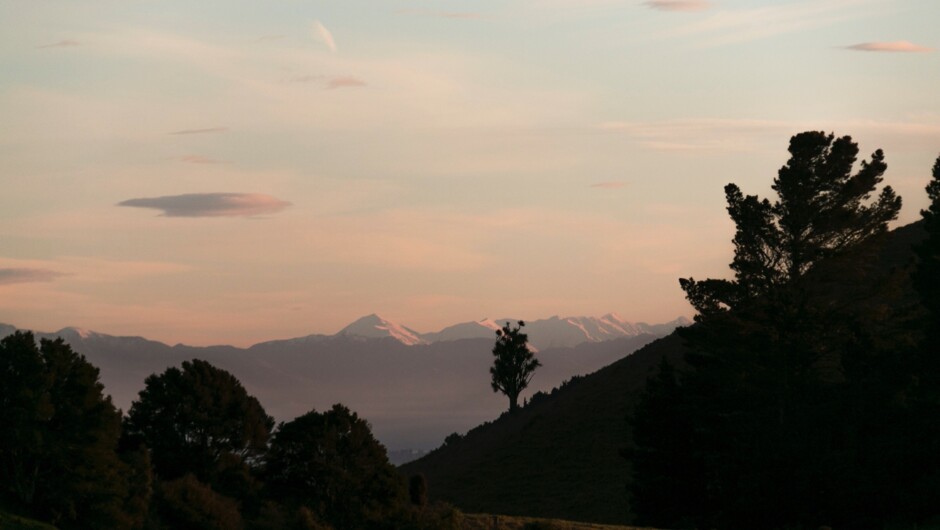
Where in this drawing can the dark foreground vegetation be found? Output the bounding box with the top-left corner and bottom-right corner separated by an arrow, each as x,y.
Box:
628,133 -> 940,530
0,338 -> 461,529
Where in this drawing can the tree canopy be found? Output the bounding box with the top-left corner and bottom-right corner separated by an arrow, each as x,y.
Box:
680,131 -> 901,315
628,132 -> 925,529
490,321 -> 541,413
265,404 -> 405,529
123,359 -> 274,487
0,332 -> 143,529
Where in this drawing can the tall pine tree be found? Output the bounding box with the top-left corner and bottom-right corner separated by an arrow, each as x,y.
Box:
630,132 -> 905,529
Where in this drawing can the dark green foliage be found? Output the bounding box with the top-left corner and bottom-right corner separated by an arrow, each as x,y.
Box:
0,509 -> 59,530
247,502 -> 334,530
915,154 -> 940,323
491,321 -> 541,412
681,131 -> 901,317
123,359 -> 274,488
0,332 -> 139,529
265,404 -> 405,529
409,474 -> 428,508
392,502 -> 463,530
625,358 -> 704,529
522,522 -> 557,530
906,153 -> 940,520
152,475 -> 242,530
629,132 -> 932,529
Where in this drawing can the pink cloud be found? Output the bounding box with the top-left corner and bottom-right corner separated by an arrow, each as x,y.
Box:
326,76 -> 367,89
37,39 -> 81,49
169,126 -> 228,135
396,9 -> 490,20
644,0 -> 711,12
845,41 -> 932,53
313,20 -> 336,52
179,155 -> 224,164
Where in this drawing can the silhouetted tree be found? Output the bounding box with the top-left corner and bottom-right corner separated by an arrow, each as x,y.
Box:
265,404 -> 405,529
630,132 -> 906,529
905,153 -> 940,519
0,331 -> 140,529
123,359 -> 273,491
490,321 -> 541,413
408,474 -> 428,508
915,154 -> 940,333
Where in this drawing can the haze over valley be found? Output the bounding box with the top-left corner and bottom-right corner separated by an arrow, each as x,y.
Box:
0,313 -> 687,454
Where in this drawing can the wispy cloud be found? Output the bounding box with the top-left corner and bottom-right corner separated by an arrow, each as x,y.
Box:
591,182 -> 628,189
118,193 -> 291,218
665,0 -> 887,46
845,40 -> 932,52
288,74 -> 325,84
597,117 -> 940,152
396,9 -> 490,20
37,39 -> 81,49
313,20 -> 337,52
644,0 -> 712,12
178,155 -> 224,164
0,268 -> 65,285
168,126 -> 228,135
326,76 -> 367,89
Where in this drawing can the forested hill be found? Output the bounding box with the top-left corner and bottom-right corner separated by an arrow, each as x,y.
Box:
402,332 -> 688,524
402,220 -> 925,525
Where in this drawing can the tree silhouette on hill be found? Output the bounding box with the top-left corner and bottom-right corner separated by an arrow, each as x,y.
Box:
628,131 -> 925,529
490,321 -> 541,413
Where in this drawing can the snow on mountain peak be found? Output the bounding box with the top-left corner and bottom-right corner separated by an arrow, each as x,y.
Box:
58,327 -> 96,339
338,314 -> 426,346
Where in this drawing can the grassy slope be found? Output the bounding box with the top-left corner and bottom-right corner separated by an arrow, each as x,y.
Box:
460,513 -> 657,530
0,510 -> 58,530
403,334 -> 687,525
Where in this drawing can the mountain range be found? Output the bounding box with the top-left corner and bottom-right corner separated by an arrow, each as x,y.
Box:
300,313 -> 690,350
0,313 -> 689,457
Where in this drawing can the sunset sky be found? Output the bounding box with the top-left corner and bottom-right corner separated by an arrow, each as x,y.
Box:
1,0 -> 938,346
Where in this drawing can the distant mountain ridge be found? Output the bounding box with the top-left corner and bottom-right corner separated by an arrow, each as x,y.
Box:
1,313 -> 689,352
323,313 -> 690,350
0,314 -> 686,452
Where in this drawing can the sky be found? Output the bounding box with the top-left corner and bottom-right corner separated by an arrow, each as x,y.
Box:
1,0 -> 938,347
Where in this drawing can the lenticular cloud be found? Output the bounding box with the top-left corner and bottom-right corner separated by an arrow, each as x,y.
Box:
845,41 -> 932,53
118,193 -> 291,218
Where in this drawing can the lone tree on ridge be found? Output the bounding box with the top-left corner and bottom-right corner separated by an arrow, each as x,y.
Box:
490,320 -> 541,413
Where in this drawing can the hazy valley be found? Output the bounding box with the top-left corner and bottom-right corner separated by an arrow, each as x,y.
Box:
0,314 -> 688,456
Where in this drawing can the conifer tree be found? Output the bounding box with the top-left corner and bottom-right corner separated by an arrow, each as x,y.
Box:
630,132 -> 904,529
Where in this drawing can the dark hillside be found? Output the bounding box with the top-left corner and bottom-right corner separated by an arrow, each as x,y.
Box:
402,221 -> 925,524
402,333 -> 687,524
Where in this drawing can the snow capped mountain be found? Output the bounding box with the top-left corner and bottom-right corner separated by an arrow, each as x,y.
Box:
419,314 -> 691,350
56,327 -> 98,340
337,314 -> 427,346
419,318 -> 501,343
0,314 -> 692,350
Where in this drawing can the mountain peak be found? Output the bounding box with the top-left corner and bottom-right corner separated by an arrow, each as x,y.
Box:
56,326 -> 97,339
338,314 -> 426,346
